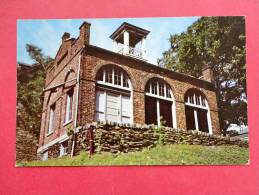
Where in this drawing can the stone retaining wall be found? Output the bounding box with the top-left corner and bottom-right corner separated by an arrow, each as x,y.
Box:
74,122 -> 248,155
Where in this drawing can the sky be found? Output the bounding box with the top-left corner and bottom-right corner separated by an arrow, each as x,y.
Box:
17,17 -> 199,65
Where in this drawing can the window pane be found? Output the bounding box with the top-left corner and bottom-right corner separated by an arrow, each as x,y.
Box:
189,93 -> 194,104
114,68 -> 121,86
202,98 -> 206,107
166,85 -> 171,98
123,75 -> 129,88
151,82 -> 157,94
69,92 -> 73,120
159,83 -> 164,96
105,68 -> 113,83
48,103 -> 56,133
65,90 -> 73,122
196,95 -> 200,105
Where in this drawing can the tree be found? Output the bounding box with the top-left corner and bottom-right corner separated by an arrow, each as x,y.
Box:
17,44 -> 53,161
158,17 -> 247,133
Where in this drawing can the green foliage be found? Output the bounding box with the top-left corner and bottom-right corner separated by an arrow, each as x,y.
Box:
66,124 -> 74,136
26,44 -> 53,70
158,17 -> 247,128
17,44 -> 53,138
154,116 -> 167,145
19,144 -> 249,166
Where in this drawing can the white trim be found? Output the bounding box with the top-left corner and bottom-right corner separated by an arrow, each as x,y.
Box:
130,90 -> 134,124
119,94 -> 122,122
37,133 -> 69,153
103,69 -> 106,82
46,131 -> 53,137
206,100 -> 213,134
104,91 -> 107,121
123,30 -> 129,54
145,79 -> 176,128
47,104 -> 55,134
156,99 -> 160,126
65,91 -> 73,123
194,109 -> 199,130
121,71 -> 123,87
185,102 -> 208,110
145,92 -> 173,102
185,92 -> 213,134
63,119 -> 72,127
96,80 -> 131,91
112,67 -> 115,85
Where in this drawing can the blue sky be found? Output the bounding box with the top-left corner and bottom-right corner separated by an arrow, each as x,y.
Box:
17,17 -> 199,65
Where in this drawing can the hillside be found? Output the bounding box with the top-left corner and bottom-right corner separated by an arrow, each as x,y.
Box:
18,144 -> 249,166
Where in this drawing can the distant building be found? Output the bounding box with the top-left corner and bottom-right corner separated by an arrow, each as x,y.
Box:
227,124 -> 248,140
37,22 -> 220,159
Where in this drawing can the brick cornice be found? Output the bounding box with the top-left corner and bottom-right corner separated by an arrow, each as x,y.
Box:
85,45 -> 216,92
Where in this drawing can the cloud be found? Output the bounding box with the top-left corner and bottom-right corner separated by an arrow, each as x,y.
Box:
17,17 -> 199,65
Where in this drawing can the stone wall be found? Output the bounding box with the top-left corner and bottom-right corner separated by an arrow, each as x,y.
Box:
47,143 -> 60,159
16,127 -> 38,162
74,123 -> 248,155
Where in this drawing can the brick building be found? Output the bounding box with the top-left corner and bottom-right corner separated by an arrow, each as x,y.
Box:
37,21 -> 220,159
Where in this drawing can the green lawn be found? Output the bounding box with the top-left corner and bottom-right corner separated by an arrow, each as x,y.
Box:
18,144 -> 249,166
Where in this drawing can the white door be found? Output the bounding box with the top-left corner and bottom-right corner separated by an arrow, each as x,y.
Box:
121,95 -> 131,124
95,90 -> 105,121
95,90 -> 132,124
106,93 -> 121,123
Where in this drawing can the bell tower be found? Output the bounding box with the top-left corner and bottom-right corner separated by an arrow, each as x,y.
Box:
110,22 -> 150,60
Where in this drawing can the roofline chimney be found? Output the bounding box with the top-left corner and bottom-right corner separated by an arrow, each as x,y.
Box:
202,64 -> 214,83
79,21 -> 91,45
62,32 -> 70,42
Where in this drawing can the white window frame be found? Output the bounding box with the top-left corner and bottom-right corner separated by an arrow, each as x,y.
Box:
97,66 -> 131,91
64,89 -> 73,125
96,65 -> 133,124
185,91 -> 213,134
47,103 -> 56,135
145,79 -> 177,128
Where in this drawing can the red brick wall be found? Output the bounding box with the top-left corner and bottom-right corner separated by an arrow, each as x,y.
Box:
79,46 -> 220,134
38,23 -> 90,147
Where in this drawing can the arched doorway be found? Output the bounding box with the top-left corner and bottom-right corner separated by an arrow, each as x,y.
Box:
145,78 -> 177,128
184,89 -> 212,134
95,65 -> 133,124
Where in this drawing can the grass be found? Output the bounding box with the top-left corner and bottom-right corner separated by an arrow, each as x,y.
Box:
18,144 -> 249,166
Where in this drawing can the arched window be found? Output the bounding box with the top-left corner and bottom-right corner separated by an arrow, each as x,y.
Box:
184,89 -> 212,134
145,78 -> 176,128
95,65 -> 133,124
96,65 -> 131,90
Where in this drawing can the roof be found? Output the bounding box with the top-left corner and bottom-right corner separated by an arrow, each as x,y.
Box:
110,22 -> 150,47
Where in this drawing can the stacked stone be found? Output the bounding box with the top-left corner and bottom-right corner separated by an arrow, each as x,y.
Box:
74,122 -> 248,155
16,127 -> 38,162
47,144 -> 60,159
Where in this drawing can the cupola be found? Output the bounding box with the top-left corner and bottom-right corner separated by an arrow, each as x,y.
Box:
110,22 -> 150,60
